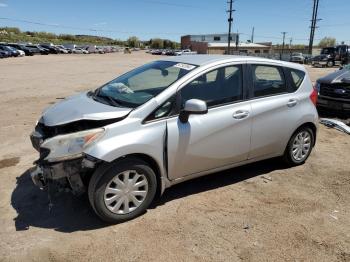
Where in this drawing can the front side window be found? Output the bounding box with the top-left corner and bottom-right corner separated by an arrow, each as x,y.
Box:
251,65 -> 286,97
180,65 -> 242,108
95,61 -> 196,108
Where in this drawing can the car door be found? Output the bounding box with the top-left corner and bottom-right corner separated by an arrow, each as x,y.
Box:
166,64 -> 252,180
248,63 -> 301,159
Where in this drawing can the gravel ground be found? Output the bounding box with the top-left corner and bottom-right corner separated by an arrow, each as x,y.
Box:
0,53 -> 349,262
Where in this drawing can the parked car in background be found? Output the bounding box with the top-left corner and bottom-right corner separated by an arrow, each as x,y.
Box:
57,47 -> 69,54
0,49 -> 10,58
151,49 -> 163,55
29,55 -> 318,223
25,44 -> 50,55
86,45 -> 98,53
316,64 -> 350,112
7,43 -> 34,56
290,53 -> 305,64
55,45 -> 70,53
96,47 -> 105,54
72,48 -> 89,54
8,46 -> 25,57
39,44 -> 60,54
181,49 -> 198,55
0,45 -> 20,57
165,49 -> 177,56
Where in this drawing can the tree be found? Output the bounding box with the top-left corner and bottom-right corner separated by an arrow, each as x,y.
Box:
127,36 -> 140,48
150,38 -> 164,49
318,37 -> 336,48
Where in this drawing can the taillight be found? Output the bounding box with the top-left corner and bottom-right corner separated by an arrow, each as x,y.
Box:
310,84 -> 318,106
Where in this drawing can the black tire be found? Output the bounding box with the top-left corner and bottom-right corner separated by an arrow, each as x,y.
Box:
327,61 -> 334,67
88,157 -> 157,223
283,127 -> 315,167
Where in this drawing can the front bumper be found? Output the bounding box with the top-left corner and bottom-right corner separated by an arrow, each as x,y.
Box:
317,96 -> 350,111
312,61 -> 327,66
30,156 -> 98,195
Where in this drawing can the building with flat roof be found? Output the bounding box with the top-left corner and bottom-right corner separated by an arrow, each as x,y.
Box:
181,33 -> 271,55
181,33 -> 238,46
208,42 -> 271,55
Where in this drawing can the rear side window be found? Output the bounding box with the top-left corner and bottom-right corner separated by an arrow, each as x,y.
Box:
289,69 -> 305,91
251,65 -> 287,97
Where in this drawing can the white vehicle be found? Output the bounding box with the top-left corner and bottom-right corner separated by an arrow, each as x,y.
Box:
30,55 -> 318,223
86,45 -> 98,53
55,46 -> 69,54
182,49 -> 197,55
72,48 -> 89,54
174,49 -> 197,56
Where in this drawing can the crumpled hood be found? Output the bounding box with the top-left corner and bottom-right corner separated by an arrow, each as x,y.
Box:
318,69 -> 350,84
41,92 -> 132,126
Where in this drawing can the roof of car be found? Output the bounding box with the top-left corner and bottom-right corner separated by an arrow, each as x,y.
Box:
161,54 -> 305,70
161,55 -> 244,66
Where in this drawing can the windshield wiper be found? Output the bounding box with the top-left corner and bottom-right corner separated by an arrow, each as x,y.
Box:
97,94 -> 122,107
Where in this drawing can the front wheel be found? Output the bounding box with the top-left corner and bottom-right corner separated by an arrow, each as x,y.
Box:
327,60 -> 334,67
88,158 -> 157,223
283,127 -> 314,166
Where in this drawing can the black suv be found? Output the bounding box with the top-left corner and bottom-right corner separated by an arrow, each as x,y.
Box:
316,64 -> 350,112
312,45 -> 349,67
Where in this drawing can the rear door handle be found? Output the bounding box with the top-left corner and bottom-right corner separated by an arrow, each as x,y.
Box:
287,99 -> 298,107
233,110 -> 249,119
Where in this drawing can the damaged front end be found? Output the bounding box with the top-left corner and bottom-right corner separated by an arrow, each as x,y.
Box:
30,155 -> 99,195
29,120 -> 112,195
29,92 -> 131,195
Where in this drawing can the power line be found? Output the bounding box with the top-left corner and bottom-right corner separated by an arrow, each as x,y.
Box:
0,17 -> 191,36
0,17 -> 323,43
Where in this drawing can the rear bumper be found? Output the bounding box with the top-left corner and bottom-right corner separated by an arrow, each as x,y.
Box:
312,61 -> 327,66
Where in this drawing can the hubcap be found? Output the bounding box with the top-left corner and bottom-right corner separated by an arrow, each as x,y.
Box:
104,170 -> 148,214
291,131 -> 311,162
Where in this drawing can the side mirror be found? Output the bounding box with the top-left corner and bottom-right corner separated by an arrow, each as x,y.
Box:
179,99 -> 208,123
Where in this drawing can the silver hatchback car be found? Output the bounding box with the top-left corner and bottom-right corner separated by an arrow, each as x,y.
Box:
30,55 -> 318,223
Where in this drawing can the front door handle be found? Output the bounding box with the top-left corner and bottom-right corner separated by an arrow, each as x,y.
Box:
287,99 -> 298,107
233,110 -> 249,119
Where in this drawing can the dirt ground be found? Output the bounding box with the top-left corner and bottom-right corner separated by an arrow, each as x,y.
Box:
0,53 -> 349,262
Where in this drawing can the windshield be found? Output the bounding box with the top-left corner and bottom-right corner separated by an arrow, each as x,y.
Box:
321,47 -> 335,55
95,60 -> 197,108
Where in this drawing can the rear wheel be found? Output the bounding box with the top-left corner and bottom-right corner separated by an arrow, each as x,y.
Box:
88,158 -> 157,223
283,127 -> 314,166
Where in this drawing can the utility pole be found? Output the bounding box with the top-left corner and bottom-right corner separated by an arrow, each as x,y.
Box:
251,27 -> 255,43
236,30 -> 240,51
227,0 -> 235,55
308,0 -> 321,55
280,32 -> 287,60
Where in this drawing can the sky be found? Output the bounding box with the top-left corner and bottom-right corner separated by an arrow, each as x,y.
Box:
0,0 -> 349,44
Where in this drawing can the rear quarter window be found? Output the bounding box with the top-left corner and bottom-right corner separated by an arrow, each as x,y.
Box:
289,69 -> 306,91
